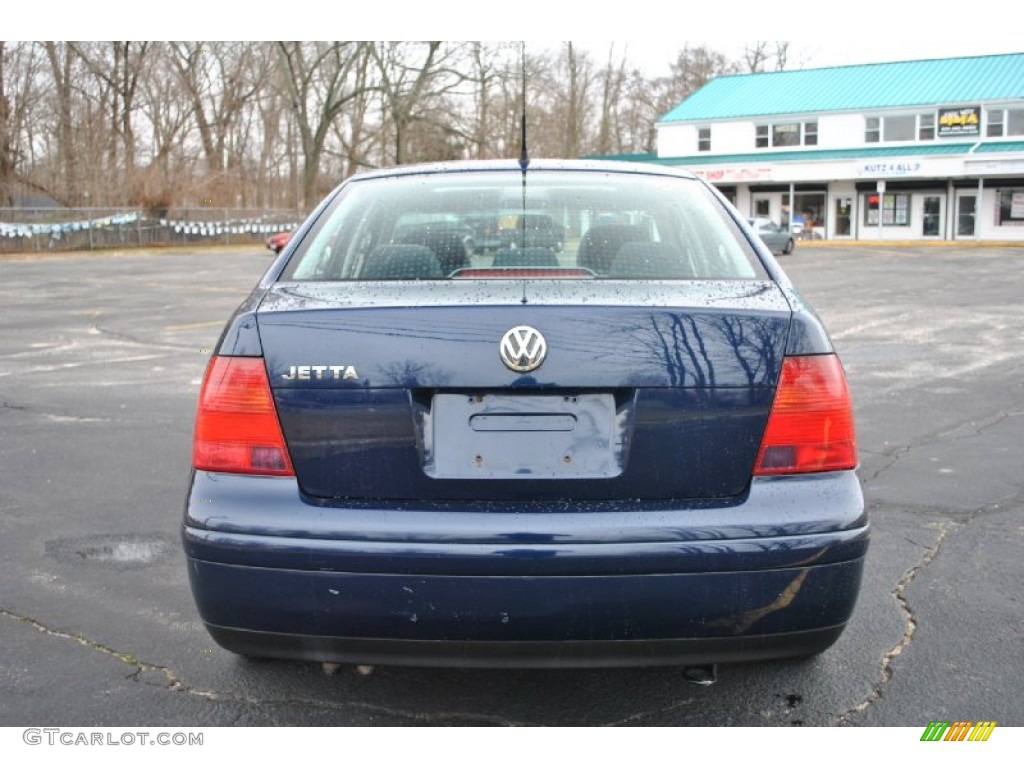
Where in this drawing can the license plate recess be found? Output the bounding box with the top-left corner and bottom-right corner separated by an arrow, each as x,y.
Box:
427,393 -> 622,479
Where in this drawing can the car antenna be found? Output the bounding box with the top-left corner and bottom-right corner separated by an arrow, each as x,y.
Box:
518,41 -> 529,171
518,41 -> 529,264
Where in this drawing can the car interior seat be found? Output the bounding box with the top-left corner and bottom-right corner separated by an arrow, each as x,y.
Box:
397,228 -> 471,275
577,225 -> 649,274
360,244 -> 444,280
608,242 -> 693,279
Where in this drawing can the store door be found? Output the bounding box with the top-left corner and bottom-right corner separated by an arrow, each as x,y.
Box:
956,195 -> 976,237
922,196 -> 942,237
835,197 -> 852,236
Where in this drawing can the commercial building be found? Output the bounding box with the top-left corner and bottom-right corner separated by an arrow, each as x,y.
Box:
641,53 -> 1024,242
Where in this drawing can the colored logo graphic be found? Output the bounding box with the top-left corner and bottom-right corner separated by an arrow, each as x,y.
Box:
920,721 -> 997,742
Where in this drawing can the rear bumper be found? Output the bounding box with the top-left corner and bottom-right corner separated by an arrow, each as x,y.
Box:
205,624 -> 848,669
183,470 -> 867,667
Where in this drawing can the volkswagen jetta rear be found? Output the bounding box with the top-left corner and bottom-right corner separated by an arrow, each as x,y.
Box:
183,161 -> 867,668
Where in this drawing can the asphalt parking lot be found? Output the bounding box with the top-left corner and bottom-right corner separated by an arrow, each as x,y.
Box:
1,243 -> 1021,727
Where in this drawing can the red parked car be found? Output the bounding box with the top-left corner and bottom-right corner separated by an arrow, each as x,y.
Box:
266,231 -> 293,254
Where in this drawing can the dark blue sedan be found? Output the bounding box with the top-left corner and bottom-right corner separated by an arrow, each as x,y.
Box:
184,160 -> 866,668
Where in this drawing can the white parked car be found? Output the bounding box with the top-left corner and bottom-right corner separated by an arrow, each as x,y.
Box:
748,218 -> 795,255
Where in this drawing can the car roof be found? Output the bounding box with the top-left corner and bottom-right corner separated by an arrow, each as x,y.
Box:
346,159 -> 700,184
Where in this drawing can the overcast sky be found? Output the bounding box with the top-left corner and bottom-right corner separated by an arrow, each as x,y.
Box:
15,1 -> 1022,77
569,40 -> 1022,76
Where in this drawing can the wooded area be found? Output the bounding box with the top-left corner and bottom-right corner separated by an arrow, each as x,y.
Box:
0,41 -> 790,213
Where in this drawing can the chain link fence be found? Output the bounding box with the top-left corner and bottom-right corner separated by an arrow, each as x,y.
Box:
0,208 -> 304,253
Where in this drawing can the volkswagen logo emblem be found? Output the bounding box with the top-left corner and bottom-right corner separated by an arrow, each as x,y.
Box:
499,326 -> 547,372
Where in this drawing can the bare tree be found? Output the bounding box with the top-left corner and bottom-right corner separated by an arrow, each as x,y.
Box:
743,42 -> 771,72
596,44 -> 629,155
743,41 -> 790,72
70,41 -> 152,203
169,42 -> 261,180
276,41 -> 372,207
251,44 -> 291,208
138,43 -> 193,212
0,41 -> 14,207
2,40 -> 769,213
0,42 -> 47,206
774,42 -> 790,71
465,42 -> 517,160
563,42 -> 593,157
74,41 -> 149,195
617,68 -> 661,154
520,44 -> 594,158
42,43 -> 81,204
329,43 -> 379,178
371,41 -> 470,165
667,44 -> 739,101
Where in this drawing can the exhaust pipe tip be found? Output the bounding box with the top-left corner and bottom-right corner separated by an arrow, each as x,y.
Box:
683,664 -> 718,686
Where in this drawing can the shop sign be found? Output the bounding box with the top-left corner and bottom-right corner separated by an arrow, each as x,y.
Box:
856,160 -> 923,177
937,106 -> 980,137
692,166 -> 773,183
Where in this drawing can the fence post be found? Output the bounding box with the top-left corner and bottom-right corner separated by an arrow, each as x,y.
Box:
88,209 -> 94,250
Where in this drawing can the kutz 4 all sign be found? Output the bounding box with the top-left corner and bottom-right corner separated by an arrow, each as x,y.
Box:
920,721 -> 997,742
938,106 -> 980,137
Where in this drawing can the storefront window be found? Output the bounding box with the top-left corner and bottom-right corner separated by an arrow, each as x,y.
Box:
865,117 -> 880,143
1009,110 -> 1024,136
987,109 -> 1024,137
997,189 -> 1024,226
756,121 -> 817,148
794,192 -> 825,237
987,109 -> 1005,137
773,123 -> 799,147
804,121 -> 818,146
864,193 -> 911,226
698,127 -> 711,152
865,114 -> 940,142
883,115 -> 915,142
919,113 -> 935,140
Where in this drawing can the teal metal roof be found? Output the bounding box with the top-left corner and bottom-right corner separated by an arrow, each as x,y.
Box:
977,141 -> 1024,153
659,53 -> 1024,123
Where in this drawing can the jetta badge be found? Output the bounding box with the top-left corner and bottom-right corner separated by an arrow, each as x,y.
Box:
282,365 -> 359,381
500,326 -> 547,372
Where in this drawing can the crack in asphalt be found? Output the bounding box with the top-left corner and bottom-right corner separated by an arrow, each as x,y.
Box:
861,445 -> 910,483
929,409 -> 1022,444
0,608 -> 528,726
91,323 -> 200,352
833,521 -> 955,725
862,409 -> 1021,486
597,695 -> 700,727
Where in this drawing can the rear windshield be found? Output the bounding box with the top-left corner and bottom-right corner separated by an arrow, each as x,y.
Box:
282,170 -> 767,281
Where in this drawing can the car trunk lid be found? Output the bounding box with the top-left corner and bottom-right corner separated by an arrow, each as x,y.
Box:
258,280 -> 791,502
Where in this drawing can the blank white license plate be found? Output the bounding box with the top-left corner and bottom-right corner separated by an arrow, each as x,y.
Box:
426,393 -> 622,479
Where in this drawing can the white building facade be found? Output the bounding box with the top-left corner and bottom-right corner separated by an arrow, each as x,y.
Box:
650,54 -> 1024,242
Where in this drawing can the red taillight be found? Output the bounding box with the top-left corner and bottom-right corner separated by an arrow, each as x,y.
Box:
192,356 -> 294,476
754,354 -> 857,475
